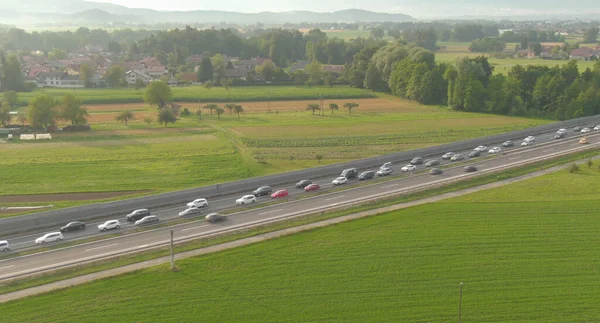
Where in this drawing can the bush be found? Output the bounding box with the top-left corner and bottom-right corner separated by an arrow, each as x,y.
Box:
23,82 -> 37,92
568,163 -> 580,173
181,108 -> 191,116
62,124 -> 91,132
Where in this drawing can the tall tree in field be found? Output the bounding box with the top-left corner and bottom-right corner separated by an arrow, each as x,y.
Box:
59,94 -> 88,126
0,104 -> 11,127
203,104 -> 218,116
27,95 -> 57,129
115,110 -> 135,125
329,103 -> 339,114
256,61 -> 276,82
583,27 -> 599,43
290,70 -> 307,88
344,102 -> 359,114
144,81 -> 172,110
225,103 -> 235,115
463,78 -> 485,112
233,105 -> 244,118
2,54 -> 25,91
104,66 -> 125,88
370,27 -> 385,40
157,108 -> 176,127
215,107 -> 225,119
204,80 -> 213,90
79,64 -> 94,88
3,91 -> 18,107
197,57 -> 214,82
306,103 -> 320,115
212,54 -> 227,84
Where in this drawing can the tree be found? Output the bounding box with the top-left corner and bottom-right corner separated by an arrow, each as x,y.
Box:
225,103 -> 235,115
306,103 -> 320,115
197,57 -> 214,82
583,27 -> 599,43
323,72 -> 336,87
203,104 -> 218,116
2,54 -> 25,91
59,94 -> 88,126
3,91 -> 18,107
157,108 -> 176,127
134,78 -> 146,92
315,154 -> 324,163
256,61 -> 276,82
329,103 -> 339,114
115,110 -> 135,125
0,104 -> 10,127
290,70 -> 307,87
48,48 -> 67,61
233,105 -> 244,118
17,111 -> 27,126
27,95 -> 57,129
215,107 -> 225,119
144,81 -> 172,110
344,102 -> 359,114
370,28 -> 385,40
212,54 -> 227,84
221,77 -> 231,91
305,61 -> 323,86
143,116 -> 153,127
79,64 -> 94,88
104,66 -> 125,88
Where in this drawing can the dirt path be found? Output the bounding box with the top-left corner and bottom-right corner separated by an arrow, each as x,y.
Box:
0,159 -> 585,303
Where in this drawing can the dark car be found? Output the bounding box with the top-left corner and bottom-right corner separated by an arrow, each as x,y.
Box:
554,132 -> 566,139
60,221 -> 86,232
253,186 -> 272,197
340,168 -> 358,179
464,165 -> 478,172
574,126 -> 582,132
126,209 -> 151,222
425,159 -> 440,167
295,180 -> 312,188
429,168 -> 443,175
206,213 -> 227,223
468,150 -> 481,158
358,171 -> 375,180
410,157 -> 424,165
502,140 -> 514,147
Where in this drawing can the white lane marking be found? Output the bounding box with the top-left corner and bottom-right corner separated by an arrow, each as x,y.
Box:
381,184 -> 399,189
0,265 -> 14,270
325,195 -> 345,201
259,209 -> 283,216
85,243 -> 118,252
181,224 -> 209,232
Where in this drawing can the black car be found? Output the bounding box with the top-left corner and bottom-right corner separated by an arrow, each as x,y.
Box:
410,157 -> 424,165
340,168 -> 358,179
429,168 -> 443,175
468,150 -> 481,158
425,159 -> 440,167
295,180 -> 312,188
574,126 -> 582,132
358,171 -> 375,180
464,165 -> 478,173
60,221 -> 86,232
126,209 -> 151,222
253,186 -> 272,197
502,140 -> 514,147
554,132 -> 566,139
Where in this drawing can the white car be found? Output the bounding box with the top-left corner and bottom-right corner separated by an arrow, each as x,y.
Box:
236,195 -> 256,205
186,198 -> 208,208
521,141 -> 533,147
0,240 -> 10,252
581,127 -> 591,133
332,177 -> 348,185
450,154 -> 465,161
377,167 -> 393,176
474,145 -> 488,152
35,232 -> 64,244
179,207 -> 203,217
380,162 -> 393,170
557,128 -> 567,134
401,165 -> 417,172
135,215 -> 159,226
442,152 -> 455,159
594,126 -> 600,131
488,147 -> 502,154
98,220 -> 120,231
525,136 -> 535,142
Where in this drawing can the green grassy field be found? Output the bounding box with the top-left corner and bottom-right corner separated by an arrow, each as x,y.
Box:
3,163 -> 600,321
12,86 -> 375,105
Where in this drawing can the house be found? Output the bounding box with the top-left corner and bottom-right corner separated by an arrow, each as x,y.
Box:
224,67 -> 249,81
236,57 -> 272,70
527,50 -> 537,59
323,65 -> 344,74
145,65 -> 167,77
570,48 -> 596,60
141,57 -> 161,67
125,70 -> 153,85
186,54 -> 205,65
178,73 -> 198,83
37,72 -> 84,88
289,61 -> 309,73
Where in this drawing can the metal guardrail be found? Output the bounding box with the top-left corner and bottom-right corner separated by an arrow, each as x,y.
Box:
2,114 -> 600,235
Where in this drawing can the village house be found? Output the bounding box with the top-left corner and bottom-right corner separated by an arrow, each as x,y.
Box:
125,70 -> 153,85
37,72 -> 84,88
570,47 -> 598,60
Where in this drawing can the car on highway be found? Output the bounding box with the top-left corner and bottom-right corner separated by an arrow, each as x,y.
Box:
450,154 -> 465,161
179,207 -> 203,217
126,209 -> 151,222
135,215 -> 159,226
557,128 -> 567,134
442,152 -> 455,160
524,136 -> 535,142
304,184 -> 320,192
377,167 -> 393,176
295,180 -> 312,188
502,140 -> 514,147
60,221 -> 86,233
253,186 -> 272,197
380,162 -> 393,170
98,220 -> 120,232
0,240 -> 10,252
474,146 -> 488,152
425,159 -> 440,167
35,232 -> 64,244
468,150 -> 480,158
186,198 -> 208,208
589,124 -> 597,130
206,213 -> 227,223
401,164 -> 417,172
464,165 -> 478,172
554,132 -> 566,139
236,195 -> 257,205
521,141 -> 533,147
332,177 -> 348,185
410,157 -> 424,165
581,127 -> 591,134
359,171 -> 376,180
340,168 -> 358,179
271,189 -> 289,199
488,147 -> 502,154
429,168 -> 443,175
580,137 -> 589,144
595,126 -> 600,131
574,126 -> 582,132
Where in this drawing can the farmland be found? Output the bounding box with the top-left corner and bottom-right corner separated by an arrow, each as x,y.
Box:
3,165 -> 599,322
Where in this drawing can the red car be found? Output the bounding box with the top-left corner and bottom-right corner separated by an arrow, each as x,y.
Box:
271,189 -> 289,198
304,184 -> 320,192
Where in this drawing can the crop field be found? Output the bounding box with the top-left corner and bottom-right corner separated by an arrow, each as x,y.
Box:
13,85 -> 375,106
3,165 -> 600,322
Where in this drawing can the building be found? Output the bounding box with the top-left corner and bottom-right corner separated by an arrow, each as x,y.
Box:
125,70 -> 153,85
570,48 -> 597,60
224,67 -> 249,81
37,72 -> 84,88
145,65 -> 167,77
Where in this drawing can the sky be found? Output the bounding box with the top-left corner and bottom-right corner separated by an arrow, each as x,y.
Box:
90,0 -> 600,18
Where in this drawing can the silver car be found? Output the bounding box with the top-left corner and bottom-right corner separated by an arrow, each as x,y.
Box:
179,207 -> 203,217
135,215 -> 159,226
206,213 -> 227,223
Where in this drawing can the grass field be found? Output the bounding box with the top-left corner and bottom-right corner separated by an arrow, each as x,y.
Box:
3,163 -> 600,321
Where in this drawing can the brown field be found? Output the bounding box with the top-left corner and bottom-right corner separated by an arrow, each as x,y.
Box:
86,111 -> 156,123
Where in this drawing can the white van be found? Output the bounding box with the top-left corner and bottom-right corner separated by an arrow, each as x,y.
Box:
0,240 -> 9,251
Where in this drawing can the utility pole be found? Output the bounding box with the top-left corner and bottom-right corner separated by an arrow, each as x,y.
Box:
458,282 -> 463,323
170,230 -> 175,271
267,91 -> 271,112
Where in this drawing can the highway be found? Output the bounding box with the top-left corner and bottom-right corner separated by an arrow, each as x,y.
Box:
0,126 -> 580,251
0,129 -> 598,281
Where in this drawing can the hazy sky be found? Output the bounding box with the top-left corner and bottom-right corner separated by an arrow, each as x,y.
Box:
91,0 -> 600,18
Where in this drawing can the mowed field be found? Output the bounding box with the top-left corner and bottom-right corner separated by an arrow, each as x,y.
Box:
0,95 -> 549,202
3,164 -> 600,322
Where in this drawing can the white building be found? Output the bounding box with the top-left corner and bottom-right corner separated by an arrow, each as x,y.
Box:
37,72 -> 85,88
125,70 -> 153,85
